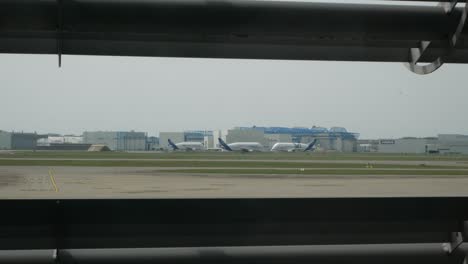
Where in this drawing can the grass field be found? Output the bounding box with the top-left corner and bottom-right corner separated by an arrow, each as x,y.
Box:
0,159 -> 467,169
159,168 -> 468,176
2,151 -> 468,198
1,151 -> 468,177
1,150 -> 468,161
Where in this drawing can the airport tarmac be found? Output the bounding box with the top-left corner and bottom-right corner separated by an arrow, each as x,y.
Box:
1,166 -> 468,199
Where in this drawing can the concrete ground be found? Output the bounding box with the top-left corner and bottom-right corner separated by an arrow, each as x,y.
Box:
1,166 -> 468,199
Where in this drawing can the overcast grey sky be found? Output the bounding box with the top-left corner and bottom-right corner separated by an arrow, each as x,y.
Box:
0,54 -> 466,139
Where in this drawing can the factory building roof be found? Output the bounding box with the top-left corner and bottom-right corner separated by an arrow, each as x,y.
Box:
236,126 -> 359,139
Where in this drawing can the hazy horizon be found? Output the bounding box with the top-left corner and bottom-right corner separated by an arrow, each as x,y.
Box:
0,126 -> 465,140
1,54 -> 467,139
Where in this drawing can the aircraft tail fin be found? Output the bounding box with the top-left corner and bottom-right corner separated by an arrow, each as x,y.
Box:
304,139 -> 317,151
168,139 -> 179,150
218,138 -> 233,151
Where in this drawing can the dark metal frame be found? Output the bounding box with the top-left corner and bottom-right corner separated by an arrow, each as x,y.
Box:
1,0 -> 467,72
0,197 -> 467,263
2,0 -> 468,261
405,0 -> 468,74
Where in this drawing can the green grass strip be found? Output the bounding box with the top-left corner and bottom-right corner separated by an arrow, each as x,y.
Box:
159,168 -> 468,176
0,159 -> 467,169
1,151 -> 468,161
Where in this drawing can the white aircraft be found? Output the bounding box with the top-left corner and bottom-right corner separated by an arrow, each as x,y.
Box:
271,139 -> 317,152
218,138 -> 263,152
168,139 -> 204,151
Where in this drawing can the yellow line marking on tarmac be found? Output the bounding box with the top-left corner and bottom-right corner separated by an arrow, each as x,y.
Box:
48,168 -> 59,193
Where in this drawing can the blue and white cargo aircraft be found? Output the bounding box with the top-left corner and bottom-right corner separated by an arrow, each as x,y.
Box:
270,139 -> 317,152
168,139 -> 204,151
218,138 -> 264,152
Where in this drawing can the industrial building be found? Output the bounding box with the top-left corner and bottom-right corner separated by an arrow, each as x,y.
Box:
158,127 -> 359,152
83,131 -> 146,151
1,131 -> 74,150
37,135 -> 83,146
4,127 -> 467,154
376,138 -> 438,154
0,130 -> 11,150
232,126 -> 359,152
159,131 -> 212,150
212,130 -> 228,149
159,132 -> 184,150
184,131 -> 214,149
357,139 -> 379,152
226,128 -> 269,148
34,135 -> 89,151
312,135 -> 357,153
146,136 -> 159,151
373,134 -> 468,154
436,134 -> 468,154
10,132 -> 47,150
36,143 -> 92,151
264,134 -> 292,149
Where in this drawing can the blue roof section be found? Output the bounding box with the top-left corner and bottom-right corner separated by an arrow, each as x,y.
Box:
180,128 -> 359,139
239,126 -> 359,139
330,127 -> 348,133
184,130 -> 213,137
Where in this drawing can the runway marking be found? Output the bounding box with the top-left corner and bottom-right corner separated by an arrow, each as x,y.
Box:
48,168 -> 59,193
